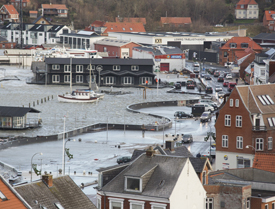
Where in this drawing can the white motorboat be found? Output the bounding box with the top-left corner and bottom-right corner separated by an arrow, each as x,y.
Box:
57,90 -> 99,103
76,89 -> 104,99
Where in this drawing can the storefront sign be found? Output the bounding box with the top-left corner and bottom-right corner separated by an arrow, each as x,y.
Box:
170,55 -> 182,59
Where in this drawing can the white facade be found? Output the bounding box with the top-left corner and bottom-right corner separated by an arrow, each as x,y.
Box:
216,151 -> 254,170
254,62 -> 267,84
235,4 -> 259,19
170,159 -> 206,209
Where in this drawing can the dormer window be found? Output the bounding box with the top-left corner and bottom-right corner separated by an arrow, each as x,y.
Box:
241,5 -> 244,8
229,43 -> 237,48
113,65 -> 120,71
131,65 -> 139,71
0,190 -> 7,201
125,177 -> 142,192
241,43 -> 248,48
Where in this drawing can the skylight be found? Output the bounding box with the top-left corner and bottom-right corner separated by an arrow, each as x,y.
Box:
0,190 -> 7,201
267,117 -> 275,127
55,26 -> 61,31
257,95 -> 274,105
36,25 -> 42,30
130,28 -> 133,30
123,28 -> 125,30
54,202 -> 64,209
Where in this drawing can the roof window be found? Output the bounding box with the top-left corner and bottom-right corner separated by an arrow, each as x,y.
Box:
229,43 -> 237,48
267,117 -> 275,127
123,28 -> 125,30
54,202 -> 64,209
241,43 -> 248,48
0,190 -> 7,201
125,177 -> 141,192
257,95 -> 274,105
130,28 -> 133,30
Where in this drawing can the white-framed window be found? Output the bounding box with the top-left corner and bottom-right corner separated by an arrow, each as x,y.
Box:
125,177 -> 142,192
256,138 -> 264,151
222,135 -> 228,148
64,65 -> 71,72
76,65 -> 83,73
206,198 -> 213,209
129,200 -> 145,209
261,69 -> 265,76
237,157 -> 250,168
202,171 -> 206,185
150,203 -> 167,209
113,65 -> 120,71
97,195 -> 101,209
235,99 -> 239,107
229,99 -> 233,107
236,115 -> 242,127
52,64 -> 60,70
225,115 -> 231,126
265,204 -> 269,209
87,64 -> 95,71
272,202 -> 275,209
108,197 -> 124,209
246,198 -> 250,209
236,136 -> 243,149
103,47 -> 107,52
52,75 -> 60,83
140,77 -> 152,85
76,75 -> 83,83
64,75 -> 70,83
131,65 -> 139,71
122,77 -> 133,85
104,76 -> 115,85
270,21 -> 274,24
268,137 -> 273,150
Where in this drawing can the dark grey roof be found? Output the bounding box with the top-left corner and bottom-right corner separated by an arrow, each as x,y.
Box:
0,36 -> 7,42
29,24 -> 45,32
253,33 -> 275,41
134,46 -> 183,56
163,145 -> 194,157
131,150 -> 146,161
2,23 -> 34,30
0,106 -> 40,117
97,163 -> 129,172
101,154 -> 187,198
189,158 -> 207,173
252,189 -> 275,198
45,58 -> 154,65
48,25 -> 64,32
15,175 -> 96,209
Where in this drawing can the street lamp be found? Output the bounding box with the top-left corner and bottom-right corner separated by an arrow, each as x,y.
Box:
63,138 -> 75,175
31,152 -> 43,182
246,145 -> 256,154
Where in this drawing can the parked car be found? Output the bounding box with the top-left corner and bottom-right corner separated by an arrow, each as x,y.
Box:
217,76 -> 224,82
174,83 -> 181,89
207,67 -> 217,75
200,73 -> 205,78
215,85 -> 222,92
182,134 -> 193,143
200,111 -> 211,122
223,81 -> 229,87
193,67 -> 200,73
215,24 -> 223,27
193,62 -> 200,67
174,111 -> 193,118
226,74 -> 232,79
228,82 -> 237,92
205,86 -> 213,94
186,79 -> 196,89
117,156 -> 131,164
218,91 -> 225,99
193,103 -> 214,112
213,71 -> 220,77
198,99 -> 218,110
223,72 -> 230,78
205,75 -> 211,80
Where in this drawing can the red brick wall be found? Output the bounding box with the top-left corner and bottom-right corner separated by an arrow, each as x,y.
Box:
0,42 -> 16,49
240,53 -> 255,79
121,42 -> 141,58
250,197 -> 262,209
95,44 -> 120,57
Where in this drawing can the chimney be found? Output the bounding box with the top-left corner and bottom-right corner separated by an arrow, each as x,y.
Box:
165,140 -> 175,152
42,174 -> 53,187
146,146 -> 155,157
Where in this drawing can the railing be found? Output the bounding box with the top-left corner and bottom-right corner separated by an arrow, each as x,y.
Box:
252,126 -> 267,131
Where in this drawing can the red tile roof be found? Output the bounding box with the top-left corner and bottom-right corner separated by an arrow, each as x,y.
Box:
10,0 -> 30,2
29,11 -> 38,14
220,37 -> 262,51
90,20 -> 105,27
236,0 -> 258,10
253,153 -> 275,173
103,22 -> 146,33
161,17 -> 192,24
235,48 -> 254,59
42,4 -> 68,10
115,17 -> 146,25
3,5 -> 18,15
264,10 -> 275,21
0,176 -> 29,208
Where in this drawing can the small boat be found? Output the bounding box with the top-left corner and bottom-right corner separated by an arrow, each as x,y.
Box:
76,89 -> 104,99
57,90 -> 99,103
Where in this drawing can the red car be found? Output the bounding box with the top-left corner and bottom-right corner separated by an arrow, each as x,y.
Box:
223,81 -> 229,87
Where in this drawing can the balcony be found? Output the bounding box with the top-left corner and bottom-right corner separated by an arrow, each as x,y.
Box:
252,126 -> 267,131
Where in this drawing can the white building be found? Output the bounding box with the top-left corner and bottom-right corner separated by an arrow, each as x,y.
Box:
235,0 -> 259,19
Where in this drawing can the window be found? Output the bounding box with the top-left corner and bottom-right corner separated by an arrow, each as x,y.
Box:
265,205 -> 269,209
150,203 -> 167,209
257,95 -> 274,105
104,76 -> 115,85
222,135 -> 228,148
52,65 -> 60,70
241,43 -> 248,48
52,75 -> 60,83
2,44 -> 5,49
268,137 -> 273,150
113,65 -> 120,71
39,33 -> 43,36
87,65 -> 95,71
230,43 -> 237,48
54,203 -> 64,209
131,65 -> 139,71
0,190 -> 7,201
206,198 -> 213,209
237,157 -> 250,168
76,75 -> 83,83
236,136 -> 243,149
270,21 -> 274,24
272,203 -> 275,209
246,198 -> 250,209
129,200 -> 145,209
125,177 -> 141,192
202,171 -> 206,185
122,77 -> 133,85
225,115 -> 231,126
64,65 -> 71,72
256,138 -> 264,151
241,5 -> 244,8
236,116 -> 242,127
109,198 -> 124,209
235,99 -> 239,107
76,65 -> 83,73
267,117 -> 275,127
140,77 -> 152,85
64,75 -> 70,83
224,51 -> 228,57
261,69 -> 265,76
104,47 -> 107,52
229,99 -> 233,107
97,196 -> 101,209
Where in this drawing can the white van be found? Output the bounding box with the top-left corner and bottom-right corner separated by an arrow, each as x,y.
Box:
198,99 -> 218,110
193,103 -> 214,112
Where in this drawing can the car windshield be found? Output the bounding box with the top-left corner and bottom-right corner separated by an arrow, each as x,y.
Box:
216,85 -> 220,88
230,84 -> 236,87
183,135 -> 191,138
201,113 -> 209,116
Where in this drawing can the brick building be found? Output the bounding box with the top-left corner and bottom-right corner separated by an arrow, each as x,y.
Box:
160,17 -> 192,27
215,84 -> 275,170
263,10 -> 275,31
234,48 -> 256,79
10,0 -> 30,8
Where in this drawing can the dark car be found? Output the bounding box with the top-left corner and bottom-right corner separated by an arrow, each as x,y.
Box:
200,111 -> 211,122
174,83 -> 181,89
213,71 -> 220,77
205,86 -> 213,94
205,75 -> 211,80
223,81 -> 229,87
207,68 -> 216,75
200,73 -> 205,78
174,111 -> 193,118
182,134 -> 193,143
117,156 -> 131,164
217,76 -> 224,82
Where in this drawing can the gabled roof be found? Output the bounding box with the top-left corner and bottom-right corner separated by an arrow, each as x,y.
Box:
0,175 -> 31,209
189,158 -> 211,173
161,17 -> 192,24
2,5 -> 19,15
253,153 -> 275,173
90,20 -> 105,27
264,11 -> 275,21
253,33 -> 275,41
47,25 -> 64,32
162,145 -> 194,157
29,24 -> 45,31
32,16 -> 51,24
101,154 -> 188,198
29,11 -> 38,14
95,38 -> 141,47
220,37 -> 262,51
0,106 -> 40,117
236,0 -> 258,10
103,22 -> 146,33
15,175 -> 96,209
116,17 -> 146,25
42,4 -> 68,10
